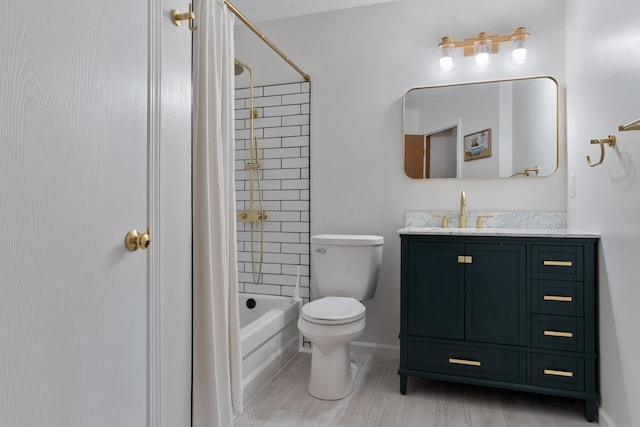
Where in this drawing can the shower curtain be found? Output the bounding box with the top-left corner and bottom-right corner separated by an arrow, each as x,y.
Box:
192,0 -> 243,425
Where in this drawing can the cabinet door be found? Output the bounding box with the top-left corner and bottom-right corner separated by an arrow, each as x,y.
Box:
465,243 -> 527,346
404,240 -> 464,339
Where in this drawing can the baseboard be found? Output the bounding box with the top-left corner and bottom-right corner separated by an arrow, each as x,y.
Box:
350,341 -> 400,359
598,407 -> 616,427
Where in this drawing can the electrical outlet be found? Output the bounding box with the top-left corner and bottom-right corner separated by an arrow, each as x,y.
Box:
569,174 -> 576,198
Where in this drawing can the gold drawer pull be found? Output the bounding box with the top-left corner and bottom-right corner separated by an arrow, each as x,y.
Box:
449,358 -> 481,367
544,330 -> 574,338
544,369 -> 574,378
543,260 -> 573,267
543,295 -> 573,302
457,256 -> 473,264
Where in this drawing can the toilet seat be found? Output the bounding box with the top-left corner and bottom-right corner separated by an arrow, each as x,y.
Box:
301,296 -> 365,325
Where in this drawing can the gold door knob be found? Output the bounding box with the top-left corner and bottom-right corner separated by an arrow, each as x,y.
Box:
125,229 -> 150,252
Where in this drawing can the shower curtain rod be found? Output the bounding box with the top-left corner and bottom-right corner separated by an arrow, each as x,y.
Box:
224,0 -> 311,81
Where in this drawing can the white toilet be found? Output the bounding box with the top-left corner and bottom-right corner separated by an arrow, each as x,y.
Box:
298,234 -> 384,400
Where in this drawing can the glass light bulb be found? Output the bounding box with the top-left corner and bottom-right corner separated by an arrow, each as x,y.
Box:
439,42 -> 454,71
475,52 -> 489,68
512,47 -> 527,64
440,55 -> 454,71
511,38 -> 527,64
473,38 -> 491,68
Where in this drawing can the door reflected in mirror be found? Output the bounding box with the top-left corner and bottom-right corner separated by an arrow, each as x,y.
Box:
404,76 -> 558,179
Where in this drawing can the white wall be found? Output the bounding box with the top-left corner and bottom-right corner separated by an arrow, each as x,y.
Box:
566,0 -> 640,425
235,0 -> 566,348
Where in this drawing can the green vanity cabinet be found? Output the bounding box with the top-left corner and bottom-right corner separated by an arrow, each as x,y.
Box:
399,233 -> 598,422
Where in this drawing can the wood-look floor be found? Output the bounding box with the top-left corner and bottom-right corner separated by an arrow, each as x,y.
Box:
233,351 -> 599,427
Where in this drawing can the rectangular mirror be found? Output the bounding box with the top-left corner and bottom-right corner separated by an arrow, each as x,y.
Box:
403,76 -> 558,179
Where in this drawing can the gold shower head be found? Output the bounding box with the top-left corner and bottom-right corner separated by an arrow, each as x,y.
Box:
234,62 -> 244,76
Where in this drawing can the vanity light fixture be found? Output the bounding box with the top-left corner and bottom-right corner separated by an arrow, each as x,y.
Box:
438,27 -> 530,70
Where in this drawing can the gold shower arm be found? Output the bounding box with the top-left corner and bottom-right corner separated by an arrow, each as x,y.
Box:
225,0 -> 311,82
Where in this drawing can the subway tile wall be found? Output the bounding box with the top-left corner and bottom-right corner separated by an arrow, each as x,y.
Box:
235,82 -> 310,303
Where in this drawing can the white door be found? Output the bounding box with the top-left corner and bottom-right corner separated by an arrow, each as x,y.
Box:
0,0 -> 192,426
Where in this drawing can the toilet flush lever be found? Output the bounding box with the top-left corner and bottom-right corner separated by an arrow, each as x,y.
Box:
314,248 -> 326,254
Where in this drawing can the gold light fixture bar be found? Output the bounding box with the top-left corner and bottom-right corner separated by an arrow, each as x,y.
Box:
439,27 -> 530,57
225,0 -> 311,82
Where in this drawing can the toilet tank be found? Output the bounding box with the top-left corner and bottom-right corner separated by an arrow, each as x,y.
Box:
311,234 -> 384,301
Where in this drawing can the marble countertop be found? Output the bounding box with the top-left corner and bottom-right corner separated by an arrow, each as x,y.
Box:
397,226 -> 600,238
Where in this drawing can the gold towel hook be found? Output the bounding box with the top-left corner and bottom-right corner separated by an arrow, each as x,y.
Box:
586,134 -> 616,167
171,3 -> 197,31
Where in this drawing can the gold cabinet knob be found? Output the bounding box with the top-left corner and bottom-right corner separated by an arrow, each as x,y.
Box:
125,229 -> 150,252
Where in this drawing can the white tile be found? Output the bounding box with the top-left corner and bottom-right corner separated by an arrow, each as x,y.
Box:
283,115 -> 309,126
263,253 -> 300,265
282,93 -> 310,105
264,126 -> 301,138
281,243 -> 310,254
255,137 -> 282,149
260,274 -> 299,286
282,200 -> 309,211
263,232 -> 300,243
260,200 -> 282,211
282,222 -> 309,233
282,157 -> 309,169
301,168 -> 309,179
264,105 -> 301,117
243,262 -> 281,275
264,83 -> 302,96
254,95 -> 282,108
254,116 -> 282,129
282,264 -> 310,276
241,282 -> 281,296
266,211 -> 301,222
263,168 -> 300,180
256,179 -> 281,190
261,221 -> 282,232
262,190 -> 301,201
235,88 -> 250,99
262,147 -> 301,159
281,179 -> 309,190
259,158 -> 282,170
282,136 -> 309,147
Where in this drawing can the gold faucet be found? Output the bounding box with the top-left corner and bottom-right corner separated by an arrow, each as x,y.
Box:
460,191 -> 466,228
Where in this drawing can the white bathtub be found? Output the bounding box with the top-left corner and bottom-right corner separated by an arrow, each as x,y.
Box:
239,293 -> 301,404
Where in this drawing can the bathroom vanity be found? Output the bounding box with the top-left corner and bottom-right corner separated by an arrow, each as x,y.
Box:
398,227 -> 599,421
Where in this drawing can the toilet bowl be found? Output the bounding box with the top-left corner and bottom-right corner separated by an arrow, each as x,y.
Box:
298,296 -> 366,399
298,234 -> 383,400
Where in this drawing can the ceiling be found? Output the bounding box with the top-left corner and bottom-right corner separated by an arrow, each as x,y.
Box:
230,0 -> 397,23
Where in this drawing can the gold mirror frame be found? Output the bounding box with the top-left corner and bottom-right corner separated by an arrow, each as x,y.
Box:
403,76 -> 559,179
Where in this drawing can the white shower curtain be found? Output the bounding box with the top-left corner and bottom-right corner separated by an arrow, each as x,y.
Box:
192,0 -> 243,425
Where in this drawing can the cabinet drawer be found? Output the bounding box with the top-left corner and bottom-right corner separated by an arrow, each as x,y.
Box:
531,245 -> 583,281
408,341 -> 525,383
531,353 -> 585,392
532,314 -> 584,352
531,281 -> 584,316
